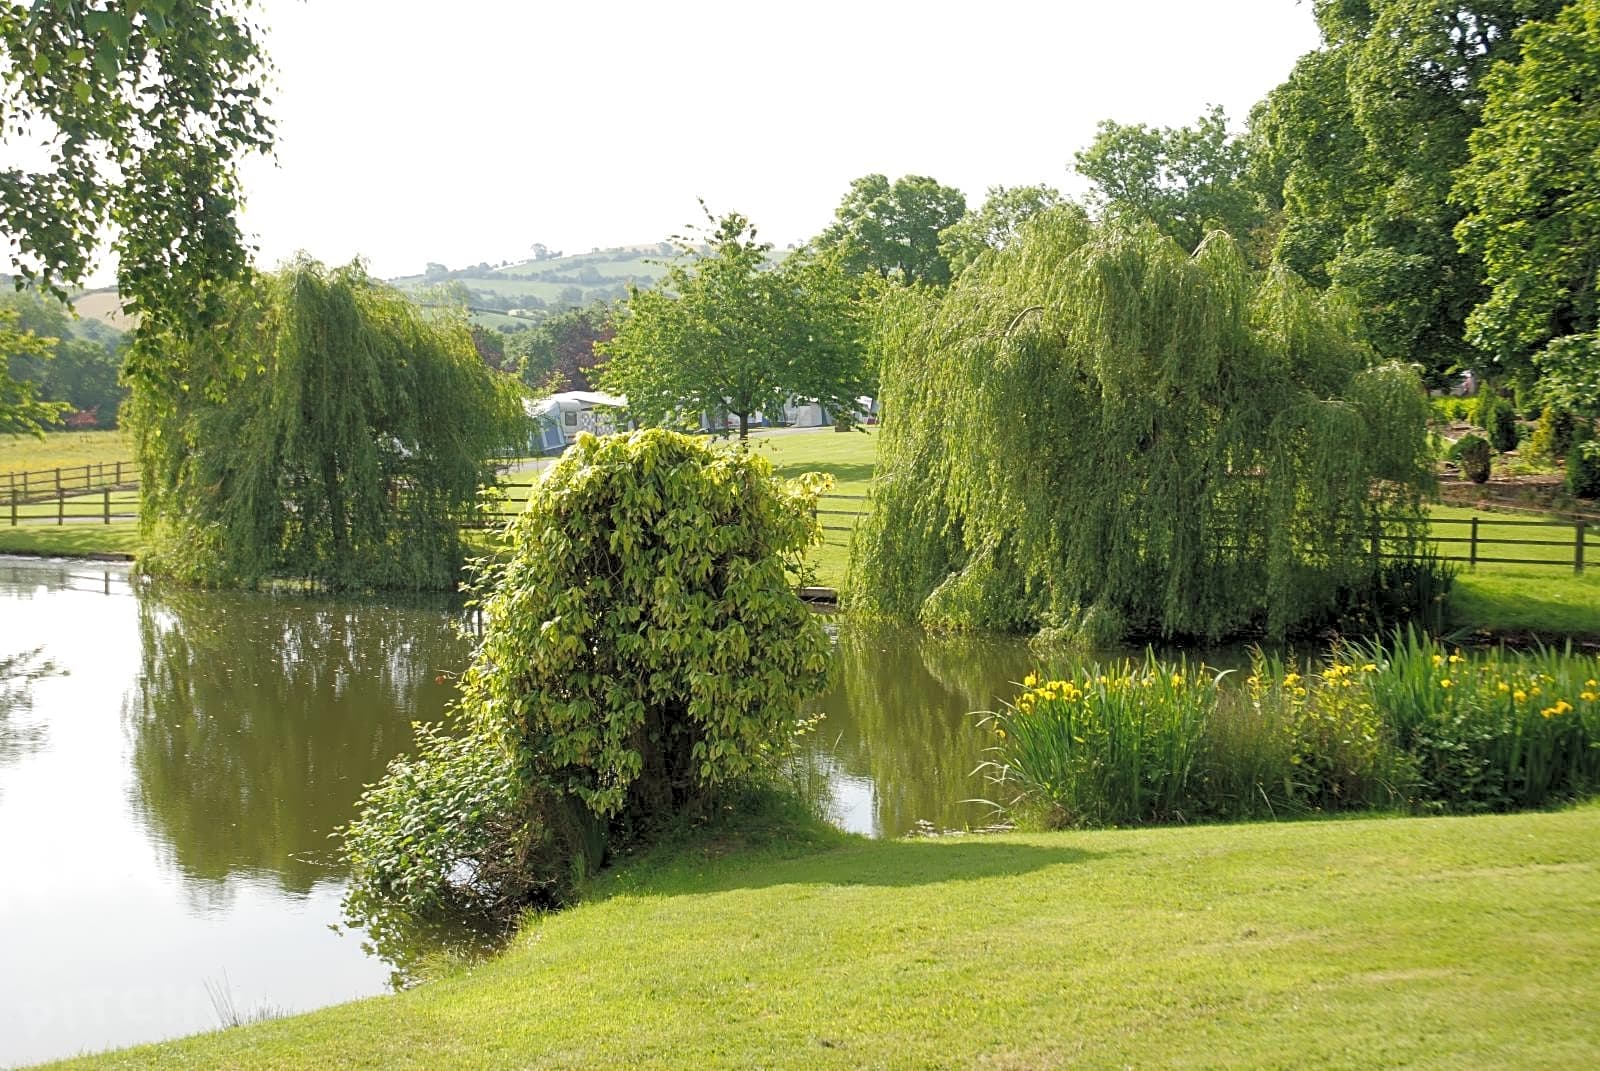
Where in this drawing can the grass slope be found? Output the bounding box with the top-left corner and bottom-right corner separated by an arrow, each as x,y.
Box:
0,521 -> 139,557
52,804 -> 1600,1069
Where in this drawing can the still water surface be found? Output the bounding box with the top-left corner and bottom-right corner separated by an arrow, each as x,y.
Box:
0,557 -> 1044,1067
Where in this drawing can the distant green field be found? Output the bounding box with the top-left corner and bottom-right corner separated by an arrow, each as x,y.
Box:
387,246 -> 675,326
0,429 -> 131,474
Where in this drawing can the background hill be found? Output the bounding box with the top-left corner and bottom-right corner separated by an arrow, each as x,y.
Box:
387,245 -> 678,333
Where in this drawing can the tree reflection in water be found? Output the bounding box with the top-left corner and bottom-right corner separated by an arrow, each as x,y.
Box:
125,586 -> 472,898
0,646 -> 57,798
803,626 -> 1039,836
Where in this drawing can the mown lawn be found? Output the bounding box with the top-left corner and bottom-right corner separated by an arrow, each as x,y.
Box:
51,803 -> 1600,1069
0,430 -> 131,474
0,521 -> 139,557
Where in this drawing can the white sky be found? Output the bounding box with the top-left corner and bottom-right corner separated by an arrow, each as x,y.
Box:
27,1 -> 1327,284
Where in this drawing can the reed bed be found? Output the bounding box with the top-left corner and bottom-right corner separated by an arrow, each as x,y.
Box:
983,632 -> 1600,827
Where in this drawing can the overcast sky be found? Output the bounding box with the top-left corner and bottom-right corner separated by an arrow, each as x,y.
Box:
53,1 -> 1328,283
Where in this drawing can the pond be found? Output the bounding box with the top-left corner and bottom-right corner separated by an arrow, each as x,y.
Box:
0,557 -> 1057,1067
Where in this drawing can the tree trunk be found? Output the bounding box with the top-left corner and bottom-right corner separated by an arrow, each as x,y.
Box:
737,411 -> 749,440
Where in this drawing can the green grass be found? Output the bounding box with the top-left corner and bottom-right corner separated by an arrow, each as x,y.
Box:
753,428 -> 876,590
1449,569 -> 1600,638
7,488 -> 138,519
0,520 -> 139,557
1423,505 -> 1600,637
52,802 -> 1600,1069
0,429 -> 131,475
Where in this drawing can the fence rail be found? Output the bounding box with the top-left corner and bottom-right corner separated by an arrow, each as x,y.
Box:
2,461 -> 134,502
7,472 -> 1598,575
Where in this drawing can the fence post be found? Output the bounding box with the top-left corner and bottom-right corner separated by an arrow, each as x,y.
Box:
1578,521 -> 1587,576
21,469 -> 28,498
57,488 -> 64,525
1469,516 -> 1479,569
104,487 -> 111,525
115,460 -> 122,485
54,467 -> 61,495
83,463 -> 90,491
8,489 -> 15,527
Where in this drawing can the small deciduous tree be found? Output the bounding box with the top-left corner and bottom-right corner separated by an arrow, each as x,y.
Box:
600,210 -> 868,439
0,306 -> 65,435
1454,0 -> 1600,373
849,214 -> 1434,643
511,302 -> 613,392
130,258 -> 525,590
2,289 -> 127,425
1,1 -> 274,339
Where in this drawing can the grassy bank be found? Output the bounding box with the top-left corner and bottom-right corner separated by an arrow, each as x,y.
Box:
51,802 -> 1600,1069
0,522 -> 139,558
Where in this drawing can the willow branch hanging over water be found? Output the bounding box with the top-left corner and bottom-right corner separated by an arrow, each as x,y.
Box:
847,216 -> 1434,642
128,258 -> 525,590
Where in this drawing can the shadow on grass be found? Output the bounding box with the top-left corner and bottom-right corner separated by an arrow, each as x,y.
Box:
692,836 -> 1098,894
1449,572 -> 1600,641
603,798 -> 1099,899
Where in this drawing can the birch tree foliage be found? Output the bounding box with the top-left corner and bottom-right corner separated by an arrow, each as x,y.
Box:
0,1 -> 273,351
847,213 -> 1433,643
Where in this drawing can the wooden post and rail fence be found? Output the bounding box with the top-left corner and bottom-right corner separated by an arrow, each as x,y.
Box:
4,467 -> 1598,575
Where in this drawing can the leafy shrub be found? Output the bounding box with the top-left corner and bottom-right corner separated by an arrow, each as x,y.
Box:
344,429 -> 835,943
340,723 -> 536,963
1455,434 -> 1491,482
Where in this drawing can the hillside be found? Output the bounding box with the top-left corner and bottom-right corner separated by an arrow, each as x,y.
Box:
68,288 -> 136,332
387,245 -> 678,331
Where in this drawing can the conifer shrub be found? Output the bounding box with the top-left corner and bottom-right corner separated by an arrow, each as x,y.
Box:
850,216 -> 1433,642
342,430 -> 834,945
1567,440 -> 1600,499
1476,392 -> 1519,453
1528,406 -> 1576,462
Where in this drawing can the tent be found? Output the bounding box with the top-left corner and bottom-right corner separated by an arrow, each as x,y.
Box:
524,390 -> 628,453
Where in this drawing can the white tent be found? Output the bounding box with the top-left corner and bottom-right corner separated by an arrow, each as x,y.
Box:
524,390 -> 628,453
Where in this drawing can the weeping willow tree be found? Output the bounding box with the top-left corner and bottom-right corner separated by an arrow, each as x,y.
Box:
848,215 -> 1433,642
128,258 -> 525,590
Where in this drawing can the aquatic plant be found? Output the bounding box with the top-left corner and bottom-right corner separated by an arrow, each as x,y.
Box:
986,634 -> 1600,827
